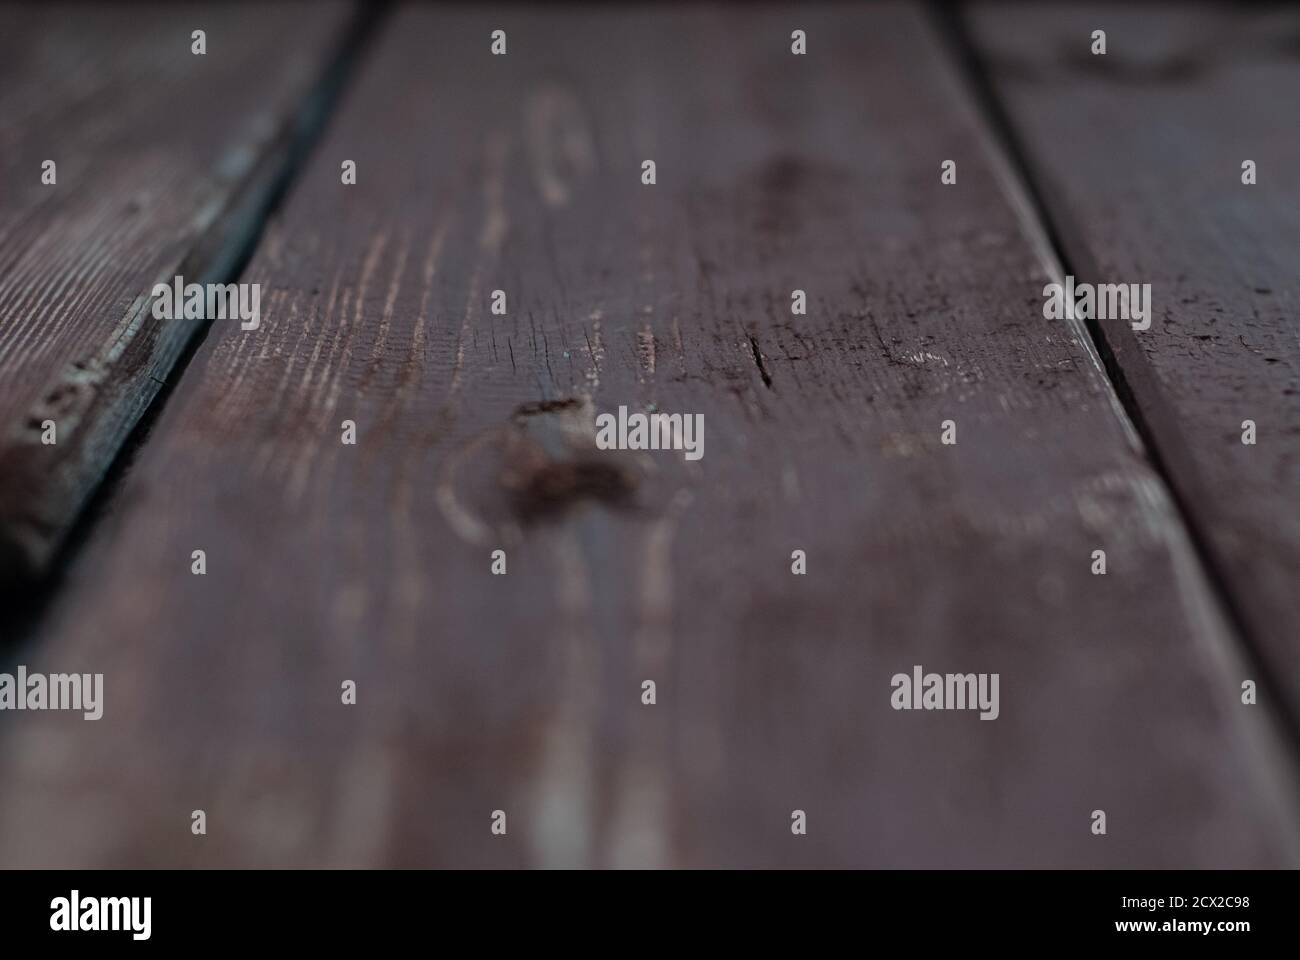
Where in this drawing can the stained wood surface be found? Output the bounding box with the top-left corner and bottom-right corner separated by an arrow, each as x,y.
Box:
1,2 -> 1297,867
0,1 -> 355,585
969,2 -> 1300,716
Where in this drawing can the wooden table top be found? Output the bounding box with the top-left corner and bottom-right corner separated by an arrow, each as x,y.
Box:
0,1 -> 1295,869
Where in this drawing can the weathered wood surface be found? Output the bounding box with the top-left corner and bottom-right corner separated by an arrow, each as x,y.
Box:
1,2 -> 1297,867
0,1 -> 356,586
968,2 -> 1300,718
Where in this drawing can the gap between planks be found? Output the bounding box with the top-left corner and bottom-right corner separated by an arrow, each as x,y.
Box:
0,3 -> 391,644
930,0 -> 1300,849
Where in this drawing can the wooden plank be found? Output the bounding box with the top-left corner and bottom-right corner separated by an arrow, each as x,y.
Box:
966,2 -> 1300,717
0,1 -> 358,585
2,2 -> 1297,867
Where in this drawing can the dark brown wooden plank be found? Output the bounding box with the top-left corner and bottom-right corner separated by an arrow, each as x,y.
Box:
2,2 -> 1297,867
966,2 -> 1300,716
0,1 -> 358,585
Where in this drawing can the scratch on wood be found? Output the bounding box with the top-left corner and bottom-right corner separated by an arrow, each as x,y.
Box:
526,84 -> 596,208
748,335 -> 773,389
451,132 -> 510,401
608,489 -> 692,866
637,325 -> 656,380
529,528 -> 597,868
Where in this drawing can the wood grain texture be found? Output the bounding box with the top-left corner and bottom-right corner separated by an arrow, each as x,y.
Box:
968,2 -> 1300,716
0,1 -> 356,585
2,2 -> 1297,867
